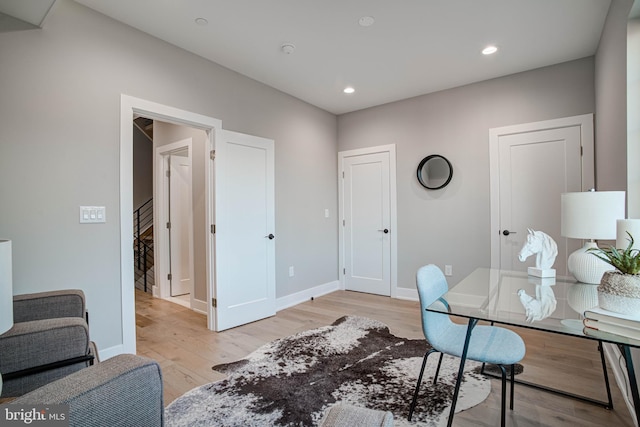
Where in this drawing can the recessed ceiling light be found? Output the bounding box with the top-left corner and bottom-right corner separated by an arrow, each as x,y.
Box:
195,18 -> 208,26
343,87 -> 355,94
358,16 -> 375,27
482,46 -> 498,55
281,43 -> 296,54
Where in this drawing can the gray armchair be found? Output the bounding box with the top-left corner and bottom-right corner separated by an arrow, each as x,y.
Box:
0,290 -> 96,397
10,354 -> 164,427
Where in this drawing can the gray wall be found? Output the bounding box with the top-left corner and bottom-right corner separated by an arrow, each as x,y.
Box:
133,125 -> 153,210
628,18 -> 640,217
0,0 -> 337,352
594,0 -> 633,192
338,58 -> 596,289
154,121 -> 209,303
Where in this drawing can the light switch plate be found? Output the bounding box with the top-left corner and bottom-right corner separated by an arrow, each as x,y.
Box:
80,206 -> 106,223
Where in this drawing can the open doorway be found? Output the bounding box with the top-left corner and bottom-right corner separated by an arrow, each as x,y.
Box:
132,117 -> 208,314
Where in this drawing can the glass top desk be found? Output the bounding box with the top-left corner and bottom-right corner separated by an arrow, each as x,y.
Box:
427,268 -> 640,424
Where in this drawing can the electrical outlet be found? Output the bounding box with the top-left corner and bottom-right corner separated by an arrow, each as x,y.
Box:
444,265 -> 452,276
289,266 -> 295,277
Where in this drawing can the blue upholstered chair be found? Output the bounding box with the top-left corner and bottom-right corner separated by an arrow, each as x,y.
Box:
408,265 -> 526,427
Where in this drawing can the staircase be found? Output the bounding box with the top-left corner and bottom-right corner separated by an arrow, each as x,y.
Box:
134,198 -> 154,293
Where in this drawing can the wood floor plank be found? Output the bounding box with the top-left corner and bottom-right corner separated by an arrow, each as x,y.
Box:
135,289 -> 635,426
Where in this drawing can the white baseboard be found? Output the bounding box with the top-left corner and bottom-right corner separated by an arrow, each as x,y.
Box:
276,280 -> 340,311
394,286 -> 418,301
191,298 -> 207,315
97,344 -> 125,361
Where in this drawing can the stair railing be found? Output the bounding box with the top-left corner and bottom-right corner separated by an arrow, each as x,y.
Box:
133,198 -> 154,292
134,198 -> 153,270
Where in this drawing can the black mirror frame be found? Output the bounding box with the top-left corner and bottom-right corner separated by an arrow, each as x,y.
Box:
417,154 -> 453,190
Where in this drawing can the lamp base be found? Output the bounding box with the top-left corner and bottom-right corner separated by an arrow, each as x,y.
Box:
568,242 -> 614,284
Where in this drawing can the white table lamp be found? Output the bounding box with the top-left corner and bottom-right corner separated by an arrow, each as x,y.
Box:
0,240 -> 13,396
561,191 -> 625,284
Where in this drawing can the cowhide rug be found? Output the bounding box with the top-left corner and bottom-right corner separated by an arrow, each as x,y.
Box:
165,316 -> 492,426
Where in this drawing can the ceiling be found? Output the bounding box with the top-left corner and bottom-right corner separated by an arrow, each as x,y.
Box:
3,0 -> 635,114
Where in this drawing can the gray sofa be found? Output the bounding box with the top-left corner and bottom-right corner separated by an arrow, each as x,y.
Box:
0,290 -> 96,397
10,354 -> 164,427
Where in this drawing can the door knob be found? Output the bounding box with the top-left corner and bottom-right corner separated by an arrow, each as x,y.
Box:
378,229 -> 389,234
265,234 -> 275,240
502,230 -> 516,236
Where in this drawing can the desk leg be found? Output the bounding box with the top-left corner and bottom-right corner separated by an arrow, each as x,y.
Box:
447,318 -> 478,427
598,340 -> 613,409
621,345 -> 640,426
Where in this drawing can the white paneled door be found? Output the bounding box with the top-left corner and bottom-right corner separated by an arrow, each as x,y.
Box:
168,151 -> 193,296
214,130 -> 275,331
490,114 -> 594,275
341,150 -> 392,296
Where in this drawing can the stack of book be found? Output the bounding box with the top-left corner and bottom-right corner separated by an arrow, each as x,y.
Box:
583,307 -> 640,340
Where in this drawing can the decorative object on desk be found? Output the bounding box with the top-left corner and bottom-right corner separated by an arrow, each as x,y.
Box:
166,316 -> 492,427
583,306 -> 640,340
518,229 -> 557,278
566,283 -> 598,316
417,154 -> 453,190
517,283 -> 557,322
0,239 -> 13,396
617,219 -> 640,251
561,283 -> 599,330
589,231 -> 640,315
560,190 -> 626,284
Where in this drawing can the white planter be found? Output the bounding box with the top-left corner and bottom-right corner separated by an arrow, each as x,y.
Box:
597,271 -> 640,315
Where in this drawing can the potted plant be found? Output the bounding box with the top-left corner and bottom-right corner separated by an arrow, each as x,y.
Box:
589,232 -> 640,315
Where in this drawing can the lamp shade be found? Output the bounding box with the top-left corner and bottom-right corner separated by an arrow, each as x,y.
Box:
561,191 -> 626,240
0,239 -> 13,335
617,219 -> 640,250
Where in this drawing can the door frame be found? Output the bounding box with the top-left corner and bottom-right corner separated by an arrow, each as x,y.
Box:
488,113 -> 595,269
119,95 -> 222,355
338,144 -> 398,297
154,139 -> 194,303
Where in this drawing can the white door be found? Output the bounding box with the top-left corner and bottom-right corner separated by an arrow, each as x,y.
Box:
490,114 -> 594,275
214,130 -> 275,331
168,151 -> 193,296
341,151 -> 392,296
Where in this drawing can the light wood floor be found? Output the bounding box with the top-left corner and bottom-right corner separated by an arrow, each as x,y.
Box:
135,289 -> 635,426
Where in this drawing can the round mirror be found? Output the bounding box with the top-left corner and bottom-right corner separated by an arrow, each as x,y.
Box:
417,155 -> 453,190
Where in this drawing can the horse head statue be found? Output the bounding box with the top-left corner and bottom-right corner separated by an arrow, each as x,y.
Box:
518,229 -> 558,270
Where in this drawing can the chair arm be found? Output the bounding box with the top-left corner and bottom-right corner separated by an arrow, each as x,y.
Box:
437,297 -> 451,312
10,354 -> 165,427
0,318 -> 90,375
13,290 -> 86,323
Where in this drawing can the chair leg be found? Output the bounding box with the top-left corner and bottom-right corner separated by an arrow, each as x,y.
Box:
499,365 -> 507,427
447,318 -> 478,427
510,364 -> 515,410
408,349 -> 436,421
433,352 -> 444,384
